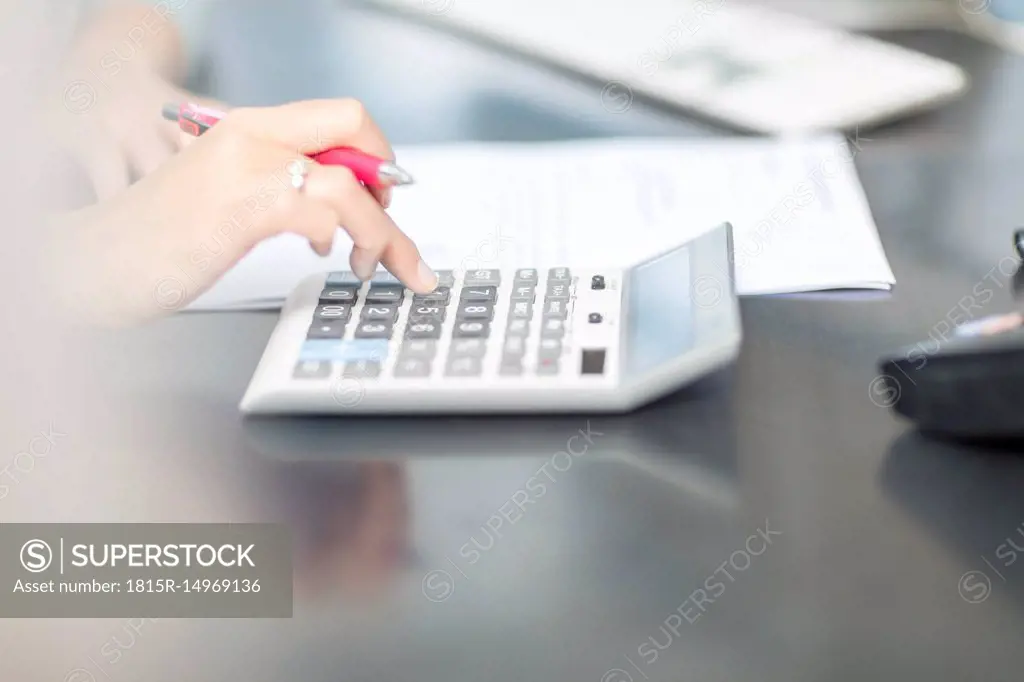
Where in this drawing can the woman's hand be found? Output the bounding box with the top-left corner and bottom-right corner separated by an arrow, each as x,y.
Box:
57,99 -> 437,324
54,62 -> 191,199
51,2 -> 220,199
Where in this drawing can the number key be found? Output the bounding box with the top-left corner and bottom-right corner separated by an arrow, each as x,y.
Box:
319,286 -> 358,304
413,287 -> 451,305
354,321 -> 394,339
314,304 -> 352,323
409,304 -> 446,322
460,286 -> 498,302
361,304 -> 399,322
405,321 -> 443,339
456,302 -> 494,320
365,286 -> 404,304
453,321 -> 490,338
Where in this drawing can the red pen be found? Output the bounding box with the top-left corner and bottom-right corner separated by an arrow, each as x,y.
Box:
161,102 -> 414,187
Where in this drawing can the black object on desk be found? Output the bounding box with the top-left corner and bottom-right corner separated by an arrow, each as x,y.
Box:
879,232 -> 1024,439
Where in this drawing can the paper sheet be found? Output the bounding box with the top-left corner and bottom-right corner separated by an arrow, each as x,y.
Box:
187,135 -> 894,311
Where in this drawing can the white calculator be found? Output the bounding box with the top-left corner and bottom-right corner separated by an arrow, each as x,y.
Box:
240,222 -> 741,415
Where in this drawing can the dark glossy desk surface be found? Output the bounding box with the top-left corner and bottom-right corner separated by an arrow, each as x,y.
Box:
13,2 -> 1024,680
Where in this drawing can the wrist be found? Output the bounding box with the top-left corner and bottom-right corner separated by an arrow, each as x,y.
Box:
48,206 -> 160,327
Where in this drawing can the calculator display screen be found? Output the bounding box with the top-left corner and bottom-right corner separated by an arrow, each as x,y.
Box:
625,245 -> 695,377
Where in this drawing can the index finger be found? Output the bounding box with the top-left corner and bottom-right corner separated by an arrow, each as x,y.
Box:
236,99 -> 394,161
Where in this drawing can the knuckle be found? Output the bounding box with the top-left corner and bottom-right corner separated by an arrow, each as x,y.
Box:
336,98 -> 367,135
222,106 -> 260,130
211,121 -> 251,158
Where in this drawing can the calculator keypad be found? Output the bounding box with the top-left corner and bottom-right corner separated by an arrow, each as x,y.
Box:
298,266 -> 618,385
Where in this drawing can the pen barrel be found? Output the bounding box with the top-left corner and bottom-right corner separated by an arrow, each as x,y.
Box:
312,147 -> 382,187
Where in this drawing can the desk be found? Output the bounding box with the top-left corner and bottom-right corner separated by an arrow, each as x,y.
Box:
19,2 -> 1024,680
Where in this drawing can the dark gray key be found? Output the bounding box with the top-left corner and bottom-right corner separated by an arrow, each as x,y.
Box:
294,359 -> 332,379
510,285 -> 536,303
541,319 -> 565,339
581,349 -> 606,375
314,304 -> 352,324
450,338 -> 487,358
514,268 -> 539,285
394,357 -> 431,378
365,286 -> 404,305
538,338 -> 562,359
319,286 -> 358,304
542,299 -> 569,320
508,300 -> 533,321
547,267 -> 571,283
505,319 -> 531,337
413,287 -> 451,306
405,321 -> 443,339
445,356 -> 483,377
343,359 -> 382,378
456,301 -> 495,320
409,303 -> 446,322
435,270 -> 456,288
463,269 -> 501,286
503,336 -> 527,358
545,282 -> 571,301
399,339 -> 438,359
453,320 -> 490,338
536,357 -> 559,376
354,321 -> 394,339
361,304 -> 399,322
460,286 -> 498,302
307,321 -> 347,339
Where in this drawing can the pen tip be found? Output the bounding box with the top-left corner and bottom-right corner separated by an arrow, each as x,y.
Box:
378,162 -> 414,186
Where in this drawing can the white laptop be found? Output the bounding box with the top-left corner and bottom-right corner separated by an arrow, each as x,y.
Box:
240,222 -> 740,415
364,0 -> 968,133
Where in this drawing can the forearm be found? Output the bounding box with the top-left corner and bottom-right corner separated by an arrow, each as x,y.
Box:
50,203 -> 173,326
72,1 -> 189,84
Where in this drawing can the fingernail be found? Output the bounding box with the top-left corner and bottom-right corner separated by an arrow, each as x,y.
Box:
381,187 -> 393,209
352,251 -> 378,281
417,260 -> 438,293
